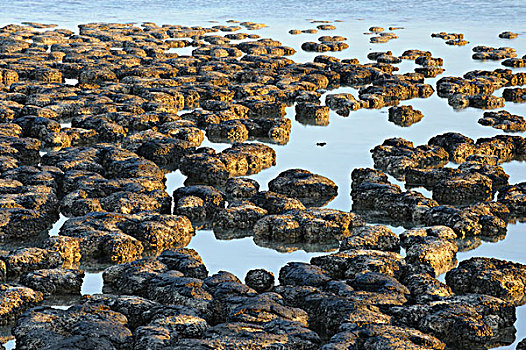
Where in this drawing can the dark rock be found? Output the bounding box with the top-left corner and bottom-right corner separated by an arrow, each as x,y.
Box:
13,305 -> 133,350
268,168 -> 338,206
0,284 -> 43,325
400,226 -> 458,275
388,105 -> 424,126
322,324 -> 446,350
371,138 -> 449,179
390,294 -> 516,349
224,177 -> 260,200
254,208 -> 364,247
103,257 -> 168,296
479,110 -> 526,132
173,185 -> 225,222
295,102 -> 330,126
279,262 -> 332,288
19,268 -> 84,295
340,225 -> 400,252
245,269 -> 275,293
432,172 -> 493,206
251,191 -> 306,214
3,247 -> 62,278
311,249 -> 406,280
158,248 -> 208,279
446,257 -> 526,305
498,182 -> 526,216
213,200 -> 267,235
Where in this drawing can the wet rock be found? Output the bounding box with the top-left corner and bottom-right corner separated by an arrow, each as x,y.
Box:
317,24 -> 337,30
400,226 -> 458,275
268,168 -> 338,207
206,119 -> 249,143
13,305 -> 133,350
251,191 -> 306,214
478,110 -> 526,131
503,87 -> 526,102
213,200 -> 267,235
60,212 -> 194,262
173,185 -> 225,223
499,31 -> 519,39
302,41 -> 349,52
146,272 -> 212,315
390,294 -> 516,349
369,27 -> 384,32
83,293 -> 159,329
311,249 -> 406,280
498,182 -> 526,216
428,132 -> 526,163
421,202 -> 508,238
446,257 -> 526,304
502,58 -> 526,68
322,323 -> 446,350
401,268 -> 454,303
415,66 -> 445,78
371,138 -> 449,179
325,93 -> 367,116
448,93 -> 505,109
254,208 -> 364,247
180,143 -> 276,185
3,247 -> 62,278
188,319 -> 321,349
279,262 -> 332,288
245,269 -> 275,293
0,284 -> 43,325
340,225 -> 400,252
388,105 -> 424,126
351,168 -> 439,224
400,49 -> 432,60
295,102 -> 330,126
19,268 -> 84,295
446,39 -> 470,45
432,171 -> 493,206
158,248 -> 208,279
473,46 -> 517,60
224,177 -> 260,200
103,257 -> 168,296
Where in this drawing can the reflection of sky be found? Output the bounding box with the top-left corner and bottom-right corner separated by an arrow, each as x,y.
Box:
1,11 -> 525,350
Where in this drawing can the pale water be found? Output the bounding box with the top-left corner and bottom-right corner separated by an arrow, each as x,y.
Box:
1,1 -> 526,349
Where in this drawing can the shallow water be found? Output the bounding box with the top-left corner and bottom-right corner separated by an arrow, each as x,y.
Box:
1,2 -> 526,349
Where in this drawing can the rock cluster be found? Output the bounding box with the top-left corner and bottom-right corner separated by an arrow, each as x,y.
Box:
0,20 -> 524,350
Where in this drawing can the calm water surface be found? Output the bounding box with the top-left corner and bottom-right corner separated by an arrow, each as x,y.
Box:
1,1 -> 526,349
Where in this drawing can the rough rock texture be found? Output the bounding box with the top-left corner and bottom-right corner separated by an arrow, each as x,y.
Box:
446,257 -> 526,304
340,225 -> 400,252
388,105 -> 424,126
13,305 -> 133,350
254,208 -> 365,249
60,212 -> 194,263
400,226 -> 458,275
268,168 -> 338,206
19,268 -> 85,295
479,110 -> 526,132
0,284 -> 43,325
2,247 -> 62,278
498,182 -> 526,216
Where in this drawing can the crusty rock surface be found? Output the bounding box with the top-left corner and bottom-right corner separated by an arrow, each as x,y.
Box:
446,257 -> 526,304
